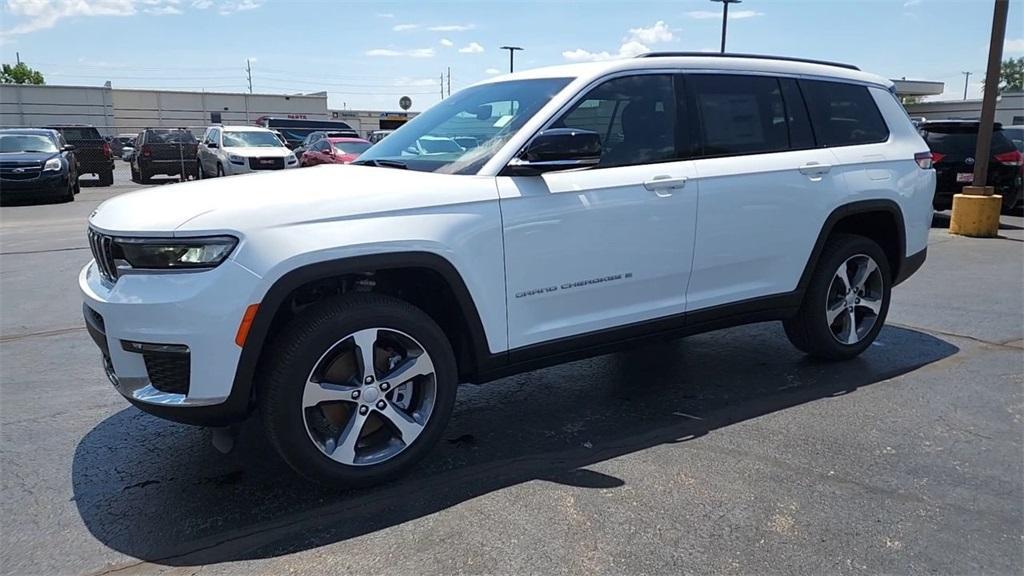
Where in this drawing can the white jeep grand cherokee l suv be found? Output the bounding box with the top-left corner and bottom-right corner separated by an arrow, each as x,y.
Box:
82,54 -> 934,486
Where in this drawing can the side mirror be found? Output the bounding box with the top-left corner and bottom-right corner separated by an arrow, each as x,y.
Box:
62,144 -> 76,152
506,128 -> 602,174
207,142 -> 219,149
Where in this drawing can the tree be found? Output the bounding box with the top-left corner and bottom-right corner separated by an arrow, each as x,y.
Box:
0,62 -> 45,85
998,57 -> 1023,92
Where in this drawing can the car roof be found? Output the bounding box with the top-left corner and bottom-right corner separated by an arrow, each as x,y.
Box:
325,137 -> 370,143
218,125 -> 273,132
475,53 -> 892,90
0,128 -> 59,135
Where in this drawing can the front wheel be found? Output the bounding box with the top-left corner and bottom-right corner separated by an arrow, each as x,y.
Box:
259,293 -> 458,487
784,234 -> 891,360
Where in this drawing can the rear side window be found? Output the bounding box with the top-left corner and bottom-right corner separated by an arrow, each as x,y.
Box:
690,74 -> 791,156
800,80 -> 889,147
54,127 -> 101,141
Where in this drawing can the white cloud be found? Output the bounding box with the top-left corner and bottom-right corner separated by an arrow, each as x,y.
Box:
392,23 -> 418,31
366,47 -> 435,58
562,20 -> 674,63
485,68 -> 500,75
1005,38 -> 1024,53
142,0 -> 182,15
439,38 -> 453,47
628,21 -> 673,45
903,0 -> 922,6
191,0 -> 212,7
458,41 -> 484,54
687,9 -> 763,20
216,0 -> 261,15
393,77 -> 437,87
428,23 -> 475,32
2,0 -> 137,35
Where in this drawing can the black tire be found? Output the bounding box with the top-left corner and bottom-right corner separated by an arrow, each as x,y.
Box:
139,166 -> 152,185
58,177 -> 75,203
783,233 -> 891,361
98,171 -> 114,187
216,163 -> 225,178
197,161 -> 206,180
259,292 -> 458,487
130,165 -> 139,183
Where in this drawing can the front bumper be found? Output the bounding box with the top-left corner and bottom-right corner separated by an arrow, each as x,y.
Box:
79,258 -> 263,425
0,172 -> 68,198
224,158 -> 298,175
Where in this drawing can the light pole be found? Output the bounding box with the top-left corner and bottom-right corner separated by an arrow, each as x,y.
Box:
500,46 -> 523,73
710,0 -> 743,53
961,71 -> 972,100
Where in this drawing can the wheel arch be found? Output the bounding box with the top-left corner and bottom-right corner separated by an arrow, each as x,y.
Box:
232,252 -> 492,412
797,199 -> 907,295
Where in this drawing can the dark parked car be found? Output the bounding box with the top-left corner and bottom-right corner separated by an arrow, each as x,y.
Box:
299,137 -> 372,166
130,128 -> 199,184
43,124 -> 114,186
920,120 -> 1022,212
0,128 -> 79,203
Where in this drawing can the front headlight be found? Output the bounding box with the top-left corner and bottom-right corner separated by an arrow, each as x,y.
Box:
228,154 -> 245,164
43,157 -> 62,172
286,153 -> 297,164
115,236 -> 238,270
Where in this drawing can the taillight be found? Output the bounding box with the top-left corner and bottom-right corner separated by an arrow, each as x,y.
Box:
101,142 -> 111,159
142,145 -> 152,157
916,152 -> 935,169
994,149 -> 1022,167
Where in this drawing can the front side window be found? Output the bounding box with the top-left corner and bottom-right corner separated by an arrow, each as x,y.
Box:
801,80 -> 889,147
222,131 -> 284,148
356,77 -> 572,174
553,74 -> 678,169
690,74 -> 790,156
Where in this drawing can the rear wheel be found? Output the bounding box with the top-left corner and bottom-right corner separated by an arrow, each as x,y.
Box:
260,293 -> 457,487
98,171 -> 114,187
784,234 -> 891,360
216,163 -> 225,178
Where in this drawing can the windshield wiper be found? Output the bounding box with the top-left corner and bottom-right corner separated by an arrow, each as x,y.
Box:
353,158 -> 408,169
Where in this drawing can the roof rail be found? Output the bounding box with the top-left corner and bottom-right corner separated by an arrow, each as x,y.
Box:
636,52 -> 860,71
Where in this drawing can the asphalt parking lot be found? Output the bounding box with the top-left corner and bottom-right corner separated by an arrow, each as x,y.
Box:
1,176 -> 1022,575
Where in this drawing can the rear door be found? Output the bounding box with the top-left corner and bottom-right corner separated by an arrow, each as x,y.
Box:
685,74 -> 844,310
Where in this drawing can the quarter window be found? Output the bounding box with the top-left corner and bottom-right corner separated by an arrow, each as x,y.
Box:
800,80 -> 889,147
691,74 -> 792,156
553,74 -> 679,169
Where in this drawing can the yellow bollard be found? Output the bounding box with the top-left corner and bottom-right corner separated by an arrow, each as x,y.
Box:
949,186 -> 1002,238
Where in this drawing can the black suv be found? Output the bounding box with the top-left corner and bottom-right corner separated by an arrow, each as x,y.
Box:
43,124 -> 114,186
919,120 -> 1023,213
130,128 -> 199,184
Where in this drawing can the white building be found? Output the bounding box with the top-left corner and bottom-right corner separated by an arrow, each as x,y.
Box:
905,92 -> 1024,125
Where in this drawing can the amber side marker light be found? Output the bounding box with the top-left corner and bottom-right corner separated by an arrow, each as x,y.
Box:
235,304 -> 260,347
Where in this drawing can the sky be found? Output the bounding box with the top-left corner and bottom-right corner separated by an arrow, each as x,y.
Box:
1,0 -> 1022,112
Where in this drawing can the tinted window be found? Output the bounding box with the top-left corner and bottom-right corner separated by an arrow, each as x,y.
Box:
334,141 -> 371,154
145,130 -> 196,144
801,80 -> 889,146
921,125 -> 1015,156
690,74 -> 790,156
53,127 -> 101,141
779,79 -> 815,149
555,74 -> 678,168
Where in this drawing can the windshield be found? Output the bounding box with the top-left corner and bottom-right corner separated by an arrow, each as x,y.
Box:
334,141 -> 371,154
0,134 -> 59,153
147,130 -> 196,144
223,131 -> 285,148
356,77 -> 572,174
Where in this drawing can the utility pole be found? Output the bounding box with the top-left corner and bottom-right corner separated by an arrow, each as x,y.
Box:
15,52 -> 20,65
246,58 -> 253,94
500,46 -> 523,73
440,73 -> 444,99
447,67 -> 451,98
949,0 -> 1010,238
711,0 -> 743,53
961,71 -> 972,100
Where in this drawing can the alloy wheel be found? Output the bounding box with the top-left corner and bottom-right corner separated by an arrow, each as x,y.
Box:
826,254 -> 884,345
302,327 -> 437,466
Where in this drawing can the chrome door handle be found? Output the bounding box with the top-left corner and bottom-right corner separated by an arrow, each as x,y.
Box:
643,175 -> 688,191
798,162 -> 832,176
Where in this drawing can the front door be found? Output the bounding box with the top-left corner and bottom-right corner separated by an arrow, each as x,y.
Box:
497,73 -> 699,349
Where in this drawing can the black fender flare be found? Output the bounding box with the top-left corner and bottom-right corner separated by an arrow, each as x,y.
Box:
795,199 -> 907,295
228,251 -> 492,412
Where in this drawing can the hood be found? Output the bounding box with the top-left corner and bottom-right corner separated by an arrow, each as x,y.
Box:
88,164 -> 495,236
223,146 -> 292,158
0,151 -> 60,164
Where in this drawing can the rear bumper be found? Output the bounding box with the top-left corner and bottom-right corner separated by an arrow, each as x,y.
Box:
78,160 -> 114,174
894,247 -> 926,286
141,159 -> 198,176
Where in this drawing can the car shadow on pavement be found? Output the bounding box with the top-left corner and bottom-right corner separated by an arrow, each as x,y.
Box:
71,322 -> 957,567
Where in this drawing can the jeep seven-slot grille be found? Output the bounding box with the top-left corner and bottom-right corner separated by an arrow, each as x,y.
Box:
87,228 -> 119,282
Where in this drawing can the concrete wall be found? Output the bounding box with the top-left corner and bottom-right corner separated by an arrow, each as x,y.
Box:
0,84 -> 115,135
0,84 -> 330,137
906,92 -> 1024,125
